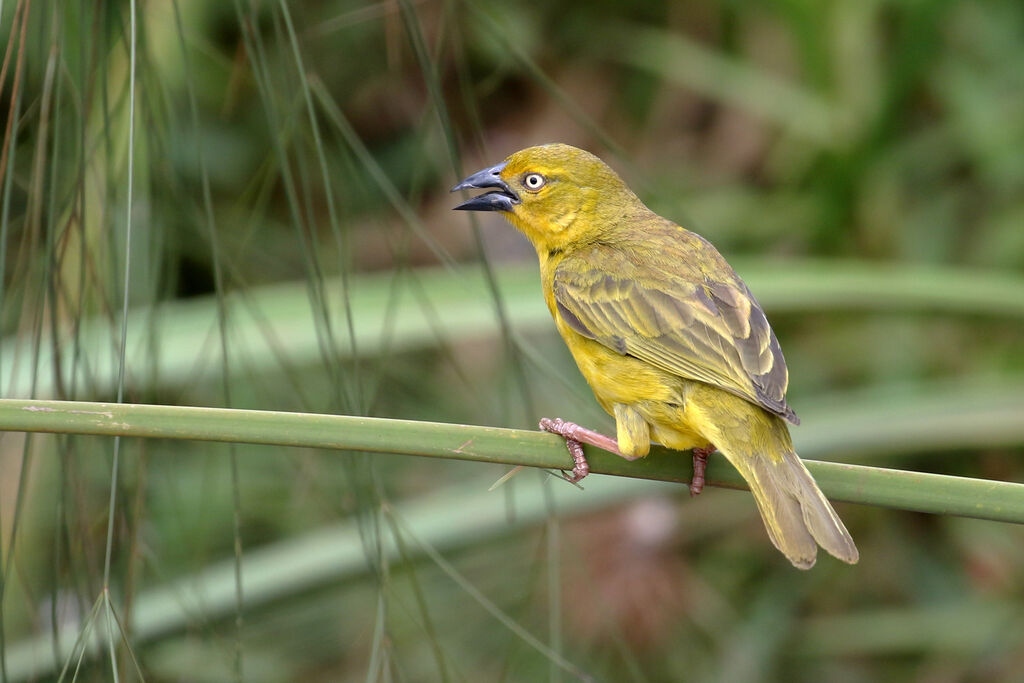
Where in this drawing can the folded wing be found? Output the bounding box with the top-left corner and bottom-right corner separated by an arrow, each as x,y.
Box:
553,246 -> 798,423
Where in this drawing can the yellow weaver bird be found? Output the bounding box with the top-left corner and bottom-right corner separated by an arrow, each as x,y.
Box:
452,143 -> 858,569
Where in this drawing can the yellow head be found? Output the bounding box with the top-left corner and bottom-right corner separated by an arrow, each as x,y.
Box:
452,143 -> 642,253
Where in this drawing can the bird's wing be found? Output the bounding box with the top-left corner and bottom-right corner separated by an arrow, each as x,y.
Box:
553,247 -> 798,423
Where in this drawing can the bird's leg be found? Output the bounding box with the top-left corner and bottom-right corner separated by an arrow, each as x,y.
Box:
539,417 -> 631,484
689,445 -> 716,496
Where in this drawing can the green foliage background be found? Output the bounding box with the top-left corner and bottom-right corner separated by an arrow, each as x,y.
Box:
0,0 -> 1022,680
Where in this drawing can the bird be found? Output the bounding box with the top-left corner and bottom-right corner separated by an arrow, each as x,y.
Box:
451,143 -> 858,569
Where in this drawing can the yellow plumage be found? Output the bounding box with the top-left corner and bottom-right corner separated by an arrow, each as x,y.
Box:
452,143 -> 857,569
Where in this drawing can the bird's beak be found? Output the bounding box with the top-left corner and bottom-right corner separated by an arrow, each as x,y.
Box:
450,162 -> 520,212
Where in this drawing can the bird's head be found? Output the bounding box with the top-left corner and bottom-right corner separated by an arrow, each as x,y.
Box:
451,143 -> 640,254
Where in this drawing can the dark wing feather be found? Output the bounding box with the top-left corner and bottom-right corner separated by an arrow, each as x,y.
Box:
553,246 -> 798,423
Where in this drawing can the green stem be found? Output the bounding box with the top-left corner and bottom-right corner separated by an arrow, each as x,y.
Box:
1,398 -> 1022,523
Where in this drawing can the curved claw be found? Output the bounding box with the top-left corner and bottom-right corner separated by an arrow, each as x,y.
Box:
561,437 -> 590,483
536,419 -> 593,483
540,418 -> 591,483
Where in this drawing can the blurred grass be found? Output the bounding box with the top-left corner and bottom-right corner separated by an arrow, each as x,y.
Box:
0,0 -> 1022,681
3,259 -> 1020,400
3,394 -> 1022,680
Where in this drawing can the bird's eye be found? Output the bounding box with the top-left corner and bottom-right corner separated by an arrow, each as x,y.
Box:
523,173 -> 546,191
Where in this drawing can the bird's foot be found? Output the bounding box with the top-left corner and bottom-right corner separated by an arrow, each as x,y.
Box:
562,434 -> 590,484
689,445 -> 716,496
539,417 -> 622,484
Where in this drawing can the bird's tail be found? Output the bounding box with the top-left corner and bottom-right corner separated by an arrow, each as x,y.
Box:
716,439 -> 859,569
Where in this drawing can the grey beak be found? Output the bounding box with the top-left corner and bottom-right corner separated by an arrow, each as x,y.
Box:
451,162 -> 520,212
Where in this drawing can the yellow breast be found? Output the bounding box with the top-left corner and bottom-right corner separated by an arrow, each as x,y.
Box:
552,314 -> 710,451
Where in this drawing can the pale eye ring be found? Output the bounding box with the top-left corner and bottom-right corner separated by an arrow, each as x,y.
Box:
523,173 -> 546,191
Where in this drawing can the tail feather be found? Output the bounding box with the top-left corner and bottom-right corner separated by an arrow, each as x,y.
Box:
720,447 -> 859,569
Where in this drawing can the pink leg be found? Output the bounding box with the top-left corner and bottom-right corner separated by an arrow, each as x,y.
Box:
690,445 -> 716,496
539,417 -> 637,484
